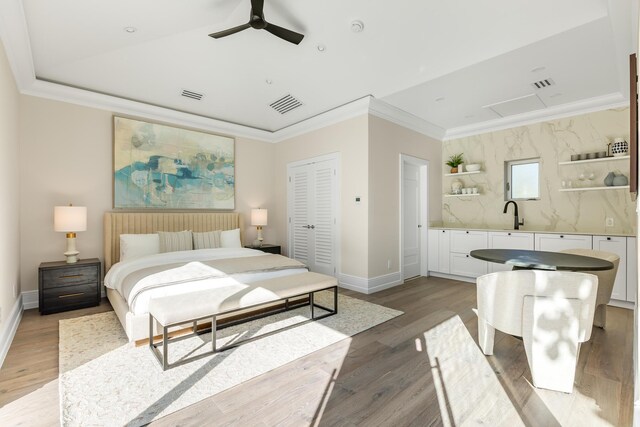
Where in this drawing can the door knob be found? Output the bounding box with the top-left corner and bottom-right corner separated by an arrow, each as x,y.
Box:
310,225 -> 315,229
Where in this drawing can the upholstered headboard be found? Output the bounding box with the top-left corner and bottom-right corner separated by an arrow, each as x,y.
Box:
104,212 -> 244,272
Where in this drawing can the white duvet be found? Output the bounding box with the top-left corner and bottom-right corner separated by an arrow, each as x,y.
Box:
104,248 -> 308,315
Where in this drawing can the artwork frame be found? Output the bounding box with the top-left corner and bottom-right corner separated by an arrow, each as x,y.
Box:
113,116 -> 235,210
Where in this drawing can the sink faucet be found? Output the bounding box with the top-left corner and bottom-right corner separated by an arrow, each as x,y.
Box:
503,200 -> 525,230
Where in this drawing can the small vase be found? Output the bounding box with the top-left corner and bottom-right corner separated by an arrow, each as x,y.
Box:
604,172 -> 615,187
451,167 -> 458,174
613,174 -> 629,186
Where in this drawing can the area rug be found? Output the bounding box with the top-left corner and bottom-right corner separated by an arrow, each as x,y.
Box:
59,292 -> 402,426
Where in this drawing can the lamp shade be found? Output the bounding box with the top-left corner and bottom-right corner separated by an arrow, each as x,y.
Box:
54,206 -> 87,232
251,208 -> 268,226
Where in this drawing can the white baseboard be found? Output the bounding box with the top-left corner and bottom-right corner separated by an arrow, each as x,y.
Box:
339,271 -> 403,294
428,271 -> 477,284
22,290 -> 38,310
0,294 -> 23,368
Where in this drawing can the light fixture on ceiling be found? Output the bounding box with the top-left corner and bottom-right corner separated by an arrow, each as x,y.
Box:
351,20 -> 364,33
435,97 -> 445,102
317,44 -> 326,52
531,66 -> 546,73
124,27 -> 137,33
265,79 -> 273,85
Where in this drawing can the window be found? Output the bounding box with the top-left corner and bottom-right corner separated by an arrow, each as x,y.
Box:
505,158 -> 540,200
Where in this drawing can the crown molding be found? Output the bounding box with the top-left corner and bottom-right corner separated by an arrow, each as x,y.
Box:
443,92 -> 629,140
271,96 -> 372,142
24,79 -> 276,142
368,97 -> 446,141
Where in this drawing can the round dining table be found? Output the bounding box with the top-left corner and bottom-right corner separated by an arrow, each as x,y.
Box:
469,249 -> 614,271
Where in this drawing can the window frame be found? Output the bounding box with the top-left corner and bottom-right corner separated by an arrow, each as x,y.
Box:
505,158 -> 541,201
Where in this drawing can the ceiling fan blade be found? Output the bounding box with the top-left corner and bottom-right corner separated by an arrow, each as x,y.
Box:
264,22 -> 304,45
209,23 -> 251,39
250,0 -> 264,17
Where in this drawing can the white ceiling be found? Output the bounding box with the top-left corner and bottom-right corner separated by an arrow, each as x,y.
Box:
3,0 -> 636,136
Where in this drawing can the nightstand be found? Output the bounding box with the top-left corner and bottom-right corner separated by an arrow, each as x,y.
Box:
38,258 -> 101,315
245,244 -> 281,255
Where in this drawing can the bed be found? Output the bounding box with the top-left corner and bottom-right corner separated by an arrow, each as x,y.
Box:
103,212 -> 309,342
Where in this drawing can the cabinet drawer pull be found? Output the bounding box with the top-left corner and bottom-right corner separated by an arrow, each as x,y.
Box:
560,235 -> 564,238
442,230 -> 445,233
607,237 -> 611,241
466,231 -> 469,234
466,254 -> 469,257
59,292 -> 85,299
59,274 -> 84,279
508,233 -> 511,236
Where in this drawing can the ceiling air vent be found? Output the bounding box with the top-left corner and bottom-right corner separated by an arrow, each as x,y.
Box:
270,94 -> 303,114
531,78 -> 555,90
181,89 -> 204,100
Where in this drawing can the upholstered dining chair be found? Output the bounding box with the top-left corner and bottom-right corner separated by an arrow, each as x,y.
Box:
476,270 -> 598,393
559,248 -> 619,328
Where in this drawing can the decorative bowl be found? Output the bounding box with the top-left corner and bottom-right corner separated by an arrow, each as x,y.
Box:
465,163 -> 481,172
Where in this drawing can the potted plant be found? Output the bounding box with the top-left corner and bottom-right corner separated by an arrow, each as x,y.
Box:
446,153 -> 464,173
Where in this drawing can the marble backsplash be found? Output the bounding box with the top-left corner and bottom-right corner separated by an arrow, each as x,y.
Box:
442,108 -> 637,235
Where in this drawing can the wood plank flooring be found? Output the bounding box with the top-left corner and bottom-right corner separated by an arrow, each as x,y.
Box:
0,276 -> 633,426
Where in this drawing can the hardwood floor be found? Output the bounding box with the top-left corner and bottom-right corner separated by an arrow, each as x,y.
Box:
0,276 -> 633,426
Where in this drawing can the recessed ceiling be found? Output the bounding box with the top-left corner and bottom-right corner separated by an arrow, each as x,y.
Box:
2,0 -> 634,135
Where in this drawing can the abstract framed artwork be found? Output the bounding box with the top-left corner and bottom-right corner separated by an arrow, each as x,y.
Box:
113,116 -> 235,209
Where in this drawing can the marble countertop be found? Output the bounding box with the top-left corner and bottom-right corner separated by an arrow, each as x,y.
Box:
428,225 -> 635,238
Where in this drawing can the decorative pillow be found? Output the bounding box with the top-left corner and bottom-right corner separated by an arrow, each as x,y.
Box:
120,234 -> 160,261
193,230 -> 222,250
157,230 -> 193,253
220,228 -> 242,248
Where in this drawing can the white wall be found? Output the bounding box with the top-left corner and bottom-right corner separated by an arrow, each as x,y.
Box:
368,115 -> 442,278
18,96 -> 277,293
274,115 -> 369,278
0,39 -> 21,358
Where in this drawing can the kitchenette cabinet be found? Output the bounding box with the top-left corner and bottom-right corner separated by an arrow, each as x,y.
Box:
487,231 -> 534,273
534,233 -> 592,252
449,230 -> 488,277
592,236 -> 627,301
428,228 -> 636,305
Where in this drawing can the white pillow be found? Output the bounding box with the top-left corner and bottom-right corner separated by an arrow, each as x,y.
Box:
120,234 -> 160,261
220,228 -> 242,248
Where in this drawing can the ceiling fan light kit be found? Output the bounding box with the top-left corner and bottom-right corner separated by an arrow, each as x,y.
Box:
209,0 -> 304,45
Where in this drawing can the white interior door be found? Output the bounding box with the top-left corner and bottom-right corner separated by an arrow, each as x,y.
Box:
403,162 -> 420,279
288,155 -> 339,276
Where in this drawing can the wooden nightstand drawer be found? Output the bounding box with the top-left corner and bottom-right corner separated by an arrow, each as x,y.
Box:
39,258 -> 101,314
42,283 -> 99,310
41,265 -> 98,288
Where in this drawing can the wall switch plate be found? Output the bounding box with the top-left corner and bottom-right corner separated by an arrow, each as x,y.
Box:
606,217 -> 614,227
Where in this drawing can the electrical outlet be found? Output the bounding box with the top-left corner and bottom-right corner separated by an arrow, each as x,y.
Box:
606,217 -> 614,227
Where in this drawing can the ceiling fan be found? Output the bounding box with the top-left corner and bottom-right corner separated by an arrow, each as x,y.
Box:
209,0 -> 304,45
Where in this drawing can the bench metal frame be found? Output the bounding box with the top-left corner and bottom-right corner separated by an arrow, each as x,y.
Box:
149,285 -> 338,370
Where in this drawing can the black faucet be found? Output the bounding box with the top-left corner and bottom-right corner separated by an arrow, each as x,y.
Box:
503,201 -> 525,230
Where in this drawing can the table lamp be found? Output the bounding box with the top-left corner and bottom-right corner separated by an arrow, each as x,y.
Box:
251,208 -> 268,248
54,205 -> 87,263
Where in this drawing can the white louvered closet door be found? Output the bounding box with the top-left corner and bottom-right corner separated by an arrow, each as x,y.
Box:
288,156 -> 338,276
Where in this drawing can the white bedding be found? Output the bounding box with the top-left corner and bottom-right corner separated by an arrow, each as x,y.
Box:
104,248 -> 308,315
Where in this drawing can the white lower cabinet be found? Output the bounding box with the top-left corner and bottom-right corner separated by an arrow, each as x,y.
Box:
593,236 -> 627,301
427,229 -> 450,274
487,232 -> 534,273
449,230 -> 487,278
534,233 -> 592,252
628,237 -> 637,303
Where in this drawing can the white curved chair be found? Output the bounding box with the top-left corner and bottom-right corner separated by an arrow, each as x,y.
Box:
477,270 -> 598,393
559,248 -> 619,328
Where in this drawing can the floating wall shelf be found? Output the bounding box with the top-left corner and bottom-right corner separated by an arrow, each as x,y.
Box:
558,155 -> 630,165
444,170 -> 484,177
558,186 -> 630,192
444,193 -> 481,197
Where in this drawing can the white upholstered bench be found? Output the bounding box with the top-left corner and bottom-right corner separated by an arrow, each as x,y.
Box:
148,272 -> 338,370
